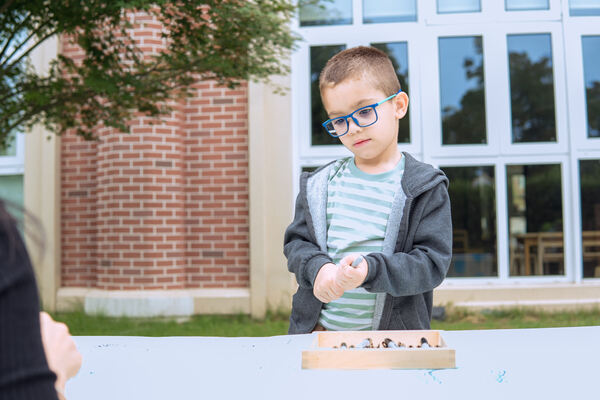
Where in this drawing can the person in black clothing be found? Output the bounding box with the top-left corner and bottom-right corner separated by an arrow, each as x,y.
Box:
0,200 -> 81,399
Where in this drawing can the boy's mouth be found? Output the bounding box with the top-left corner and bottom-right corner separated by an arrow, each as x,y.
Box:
353,139 -> 371,147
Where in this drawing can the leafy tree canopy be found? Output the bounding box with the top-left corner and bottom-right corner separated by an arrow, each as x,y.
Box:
0,0 -> 298,148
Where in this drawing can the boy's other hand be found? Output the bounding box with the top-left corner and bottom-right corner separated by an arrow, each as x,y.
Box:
337,255 -> 368,291
313,263 -> 345,303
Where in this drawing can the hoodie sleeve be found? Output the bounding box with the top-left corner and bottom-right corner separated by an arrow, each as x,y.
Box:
283,177 -> 333,289
361,180 -> 452,297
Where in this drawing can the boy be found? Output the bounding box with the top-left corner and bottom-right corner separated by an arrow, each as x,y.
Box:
283,46 -> 452,334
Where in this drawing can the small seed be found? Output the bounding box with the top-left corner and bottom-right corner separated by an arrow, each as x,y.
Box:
356,338 -> 373,349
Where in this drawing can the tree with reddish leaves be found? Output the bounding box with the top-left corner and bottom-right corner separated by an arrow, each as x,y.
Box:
0,0 -> 297,148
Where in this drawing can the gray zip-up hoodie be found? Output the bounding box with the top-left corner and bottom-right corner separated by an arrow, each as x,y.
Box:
283,152 -> 452,334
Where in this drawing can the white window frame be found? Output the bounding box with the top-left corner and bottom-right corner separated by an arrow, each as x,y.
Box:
431,154 -> 572,285
564,23 -> 600,152
563,18 -> 600,281
563,0 -> 600,19
432,159 -> 503,284
571,152 -> 600,283
420,24 -> 501,158
501,154 -> 573,284
422,0 -> 562,25
497,22 -> 569,157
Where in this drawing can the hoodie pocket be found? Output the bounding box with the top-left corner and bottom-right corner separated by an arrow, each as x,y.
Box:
389,296 -> 429,330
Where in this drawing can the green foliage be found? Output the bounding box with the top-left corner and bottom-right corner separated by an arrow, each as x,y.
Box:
586,81 -> 600,137
508,51 -> 556,142
0,0 -> 298,147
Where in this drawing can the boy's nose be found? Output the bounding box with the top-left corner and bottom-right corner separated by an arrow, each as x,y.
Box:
347,117 -> 361,135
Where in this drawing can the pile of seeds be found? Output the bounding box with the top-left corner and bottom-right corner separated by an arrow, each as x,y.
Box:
333,337 -> 437,349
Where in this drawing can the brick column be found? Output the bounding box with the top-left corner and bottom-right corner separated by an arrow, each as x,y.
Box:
60,11 -> 250,293
95,108 -> 186,290
184,82 -> 250,289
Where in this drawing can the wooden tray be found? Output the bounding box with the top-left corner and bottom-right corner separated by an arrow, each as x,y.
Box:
302,330 -> 455,370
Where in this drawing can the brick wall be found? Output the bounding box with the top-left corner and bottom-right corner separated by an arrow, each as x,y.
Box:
60,12 -> 249,290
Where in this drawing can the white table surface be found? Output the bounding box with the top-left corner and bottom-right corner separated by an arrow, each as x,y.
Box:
68,326 -> 600,400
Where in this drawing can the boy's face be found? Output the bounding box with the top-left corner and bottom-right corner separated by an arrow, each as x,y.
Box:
321,77 -> 409,168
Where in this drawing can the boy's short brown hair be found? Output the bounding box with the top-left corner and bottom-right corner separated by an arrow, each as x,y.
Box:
319,46 -> 401,97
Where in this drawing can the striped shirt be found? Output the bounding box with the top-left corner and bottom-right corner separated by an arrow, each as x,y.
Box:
318,156 -> 405,331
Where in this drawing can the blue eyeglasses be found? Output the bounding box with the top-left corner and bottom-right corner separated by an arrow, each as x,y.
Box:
322,90 -> 402,138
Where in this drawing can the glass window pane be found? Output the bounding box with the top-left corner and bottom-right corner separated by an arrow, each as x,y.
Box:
372,42 -> 410,143
570,0 -> 600,16
310,45 -> 346,146
506,0 -> 549,10
507,164 -> 563,276
582,36 -> 600,138
0,174 -> 24,208
363,0 -> 417,23
299,0 -> 352,26
507,34 -> 557,143
580,160 -> 600,278
437,0 -> 481,13
0,132 -> 17,156
439,36 -> 487,145
442,166 -> 497,277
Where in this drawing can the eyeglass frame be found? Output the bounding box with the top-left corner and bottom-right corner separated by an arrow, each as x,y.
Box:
321,89 -> 403,138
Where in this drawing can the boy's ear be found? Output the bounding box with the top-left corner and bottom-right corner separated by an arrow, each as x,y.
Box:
394,92 -> 409,119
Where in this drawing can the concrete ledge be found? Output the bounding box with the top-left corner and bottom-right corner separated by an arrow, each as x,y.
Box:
434,282 -> 600,311
452,299 -> 600,312
57,288 -> 250,317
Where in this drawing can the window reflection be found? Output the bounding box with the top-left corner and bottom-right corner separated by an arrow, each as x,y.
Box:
507,164 -> 564,276
310,45 -> 346,146
363,0 -> 417,23
442,166 -> 497,277
570,0 -> 600,16
299,0 -> 352,26
579,160 -> 600,278
372,42 -> 410,143
507,34 -> 557,143
505,0 -> 549,10
0,175 -> 24,208
0,132 -> 17,156
582,36 -> 600,138
439,36 -> 487,145
437,0 -> 481,13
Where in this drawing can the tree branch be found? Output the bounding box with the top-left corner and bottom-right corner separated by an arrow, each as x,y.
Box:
4,27 -> 58,72
1,110 -> 34,136
0,11 -> 32,63
0,80 -> 52,104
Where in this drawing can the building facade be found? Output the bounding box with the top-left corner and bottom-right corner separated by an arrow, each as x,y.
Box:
292,0 -> 600,308
5,0 -> 600,316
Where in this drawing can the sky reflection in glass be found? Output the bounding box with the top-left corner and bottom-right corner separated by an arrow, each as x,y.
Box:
439,36 -> 486,145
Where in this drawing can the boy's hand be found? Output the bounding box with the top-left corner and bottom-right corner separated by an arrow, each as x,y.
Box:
336,255 -> 368,291
313,263 -> 345,303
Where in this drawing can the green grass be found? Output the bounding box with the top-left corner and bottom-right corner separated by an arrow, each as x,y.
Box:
50,307 -> 600,337
51,311 -> 290,337
431,307 -> 600,331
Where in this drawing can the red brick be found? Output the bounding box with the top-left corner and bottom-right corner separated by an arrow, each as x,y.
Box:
60,21 -> 250,290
